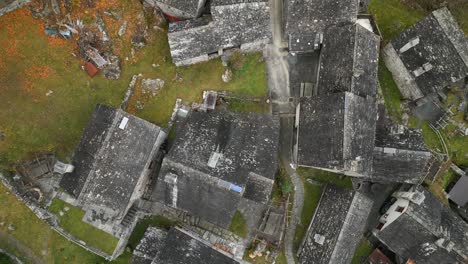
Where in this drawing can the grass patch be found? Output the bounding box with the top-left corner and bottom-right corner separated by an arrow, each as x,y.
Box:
229,210 -> 249,238
0,7 -> 267,170
351,239 -> 374,264
293,179 -> 323,251
297,168 -> 353,189
451,3 -> 468,35
48,198 -> 118,254
226,98 -> 269,113
378,59 -> 403,122
126,215 -> 177,250
0,184 -> 104,263
271,167 -> 293,206
0,253 -> 14,264
446,136 -> 468,167
369,0 -> 425,42
440,170 -> 459,190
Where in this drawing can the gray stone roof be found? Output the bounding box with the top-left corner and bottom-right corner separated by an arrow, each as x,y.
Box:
284,0 -> 358,37
168,0 -> 271,65
371,104 -> 434,184
383,8 -> 468,100
155,228 -> 239,264
132,227 -> 168,264
297,93 -> 377,176
154,110 -> 279,227
133,227 -> 239,264
317,23 -> 380,97
298,185 -> 373,264
59,104 -> 166,217
374,186 -> 468,263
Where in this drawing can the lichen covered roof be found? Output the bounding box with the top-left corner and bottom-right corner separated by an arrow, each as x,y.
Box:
59,104 -> 165,214
375,186 -> 468,263
297,93 -> 376,176
284,0 -> 358,36
299,185 -> 373,264
166,110 -> 280,184
168,0 -> 271,64
388,7 -> 468,96
317,24 -> 380,97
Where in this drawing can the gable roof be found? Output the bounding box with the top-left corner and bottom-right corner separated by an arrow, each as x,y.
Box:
371,104 -> 435,184
448,175 -> 468,207
168,0 -> 271,65
284,0 -> 359,36
166,110 -> 280,184
296,93 -> 377,176
384,8 -> 468,100
374,186 -> 468,263
59,104 -> 165,214
299,184 -> 373,264
318,23 -> 380,97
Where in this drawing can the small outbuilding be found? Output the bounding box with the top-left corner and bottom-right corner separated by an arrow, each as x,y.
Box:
448,175 -> 468,207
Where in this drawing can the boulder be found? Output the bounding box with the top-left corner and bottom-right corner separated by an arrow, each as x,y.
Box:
141,78 -> 165,97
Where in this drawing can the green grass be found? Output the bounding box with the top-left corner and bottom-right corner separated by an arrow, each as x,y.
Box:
451,3 -> 468,35
48,198 -> 119,254
378,59 -> 403,122
229,210 -> 249,238
126,215 -> 177,251
351,239 -> 374,264
440,170 -> 458,190
0,184 -> 106,263
297,168 -> 353,189
271,167 -> 293,206
369,0 -> 425,42
226,99 -> 269,113
293,180 -> 323,251
0,253 -> 14,264
0,7 -> 267,170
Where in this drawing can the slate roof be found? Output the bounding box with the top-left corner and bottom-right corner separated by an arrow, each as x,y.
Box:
298,185 -> 373,264
296,93 -> 377,176
371,104 -> 434,184
374,186 -> 468,263
154,110 -> 279,227
284,0 -> 359,36
168,0 -> 271,65
166,110 -> 279,184
132,227 -> 168,264
133,227 -> 239,264
59,104 -> 165,216
317,23 -> 380,98
448,175 -> 468,207
385,8 -> 468,99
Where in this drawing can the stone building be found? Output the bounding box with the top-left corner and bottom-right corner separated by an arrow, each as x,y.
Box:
132,227 -> 239,264
383,8 -> 468,102
298,184 -> 373,264
294,23 -> 380,178
167,0 -> 271,66
373,186 -> 468,263
371,104 -> 439,184
153,110 -> 279,228
59,104 -> 166,236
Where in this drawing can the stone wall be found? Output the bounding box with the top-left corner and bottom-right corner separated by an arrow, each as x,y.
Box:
0,0 -> 30,17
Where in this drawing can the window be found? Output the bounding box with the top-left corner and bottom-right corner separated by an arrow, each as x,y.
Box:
396,206 -> 405,213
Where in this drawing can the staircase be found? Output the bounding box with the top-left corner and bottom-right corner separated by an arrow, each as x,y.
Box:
121,205 -> 139,229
